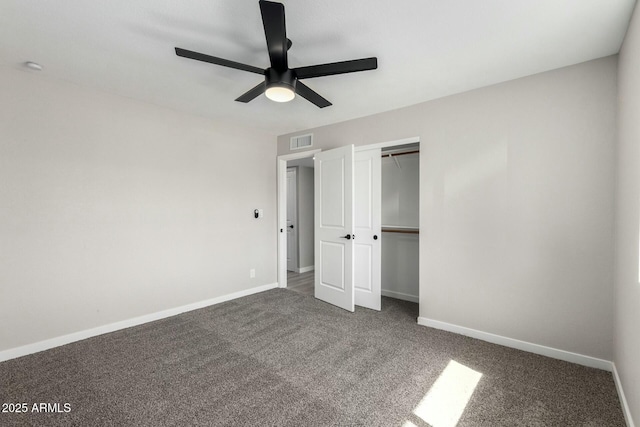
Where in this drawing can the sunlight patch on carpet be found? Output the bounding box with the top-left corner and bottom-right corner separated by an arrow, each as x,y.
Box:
411,360 -> 482,427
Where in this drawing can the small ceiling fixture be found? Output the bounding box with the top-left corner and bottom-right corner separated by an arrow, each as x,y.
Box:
25,61 -> 43,71
174,0 -> 377,108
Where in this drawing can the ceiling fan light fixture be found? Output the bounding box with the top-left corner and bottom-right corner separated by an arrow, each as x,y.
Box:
265,68 -> 296,103
265,85 -> 295,102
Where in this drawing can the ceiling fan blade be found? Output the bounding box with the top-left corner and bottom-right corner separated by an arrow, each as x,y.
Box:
259,1 -> 288,71
295,82 -> 332,108
294,57 -> 378,79
175,47 -> 264,75
235,82 -> 266,103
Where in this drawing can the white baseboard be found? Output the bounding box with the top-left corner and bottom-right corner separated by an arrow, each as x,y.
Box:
0,282 -> 278,363
381,289 -> 419,303
298,265 -> 315,273
417,317 -> 613,371
612,363 -> 636,427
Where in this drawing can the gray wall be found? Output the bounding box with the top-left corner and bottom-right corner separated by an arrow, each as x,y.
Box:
297,166 -> 314,270
615,2 -> 640,423
0,66 -> 277,352
278,56 -> 617,360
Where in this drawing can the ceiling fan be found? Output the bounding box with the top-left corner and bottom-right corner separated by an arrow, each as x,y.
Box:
175,0 -> 378,108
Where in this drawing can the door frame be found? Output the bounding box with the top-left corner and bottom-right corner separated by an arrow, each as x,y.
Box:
276,136 -> 421,293
277,149 -> 321,288
353,136 -> 420,153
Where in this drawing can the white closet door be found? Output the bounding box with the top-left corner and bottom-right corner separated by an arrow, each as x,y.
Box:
354,148 -> 382,310
314,145 -> 355,312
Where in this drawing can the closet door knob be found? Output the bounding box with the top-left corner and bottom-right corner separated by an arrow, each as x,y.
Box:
340,234 -> 352,240
289,225 -> 294,229
373,235 -> 378,240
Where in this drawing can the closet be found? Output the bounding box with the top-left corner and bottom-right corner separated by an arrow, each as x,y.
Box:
380,145 -> 419,303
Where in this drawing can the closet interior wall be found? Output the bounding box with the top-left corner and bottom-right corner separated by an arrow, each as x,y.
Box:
381,150 -> 419,302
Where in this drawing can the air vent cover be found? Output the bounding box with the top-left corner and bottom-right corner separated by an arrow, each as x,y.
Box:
290,133 -> 313,150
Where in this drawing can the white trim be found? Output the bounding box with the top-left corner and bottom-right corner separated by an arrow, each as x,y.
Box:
613,363 -> 636,427
286,265 -> 314,274
0,283 -> 278,363
354,136 -> 420,152
277,149 -> 321,290
277,149 -> 321,161
381,289 -> 419,303
416,317 -> 613,371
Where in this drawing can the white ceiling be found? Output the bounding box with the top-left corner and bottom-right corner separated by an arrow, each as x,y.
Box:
0,0 -> 635,135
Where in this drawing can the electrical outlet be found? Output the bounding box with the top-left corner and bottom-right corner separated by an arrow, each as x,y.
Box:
249,268 -> 256,278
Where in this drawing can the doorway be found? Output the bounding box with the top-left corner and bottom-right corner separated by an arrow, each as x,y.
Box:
285,157 -> 316,295
277,149 -> 320,289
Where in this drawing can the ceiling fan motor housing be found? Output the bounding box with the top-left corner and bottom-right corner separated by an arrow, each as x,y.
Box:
266,68 -> 296,91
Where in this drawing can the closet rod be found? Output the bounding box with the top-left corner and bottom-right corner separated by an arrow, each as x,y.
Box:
381,227 -> 419,234
381,149 -> 420,158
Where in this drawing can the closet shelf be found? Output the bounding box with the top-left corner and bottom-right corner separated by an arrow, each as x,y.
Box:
381,226 -> 419,234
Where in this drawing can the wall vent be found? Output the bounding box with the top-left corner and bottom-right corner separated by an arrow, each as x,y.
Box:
290,133 -> 313,150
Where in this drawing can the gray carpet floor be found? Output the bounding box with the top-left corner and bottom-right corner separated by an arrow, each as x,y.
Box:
0,289 -> 625,426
